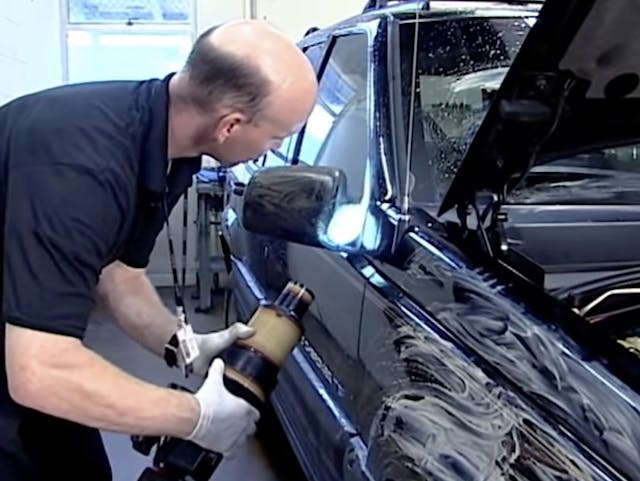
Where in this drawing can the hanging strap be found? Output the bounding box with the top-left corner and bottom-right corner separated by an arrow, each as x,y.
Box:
163,189 -> 200,376
165,190 -> 190,321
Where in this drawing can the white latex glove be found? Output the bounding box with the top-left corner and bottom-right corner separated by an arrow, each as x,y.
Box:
189,323 -> 255,376
186,358 -> 260,456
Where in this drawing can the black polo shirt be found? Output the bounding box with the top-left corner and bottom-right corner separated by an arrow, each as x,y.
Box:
0,74 -> 201,479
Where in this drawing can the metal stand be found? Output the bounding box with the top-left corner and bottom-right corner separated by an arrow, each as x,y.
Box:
194,169 -> 227,312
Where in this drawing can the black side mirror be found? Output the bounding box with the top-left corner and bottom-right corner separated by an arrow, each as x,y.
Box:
241,165 -> 347,249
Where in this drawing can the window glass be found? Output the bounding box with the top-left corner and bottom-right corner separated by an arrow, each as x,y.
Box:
303,42 -> 326,71
402,16 -> 640,207
399,17 -> 530,206
297,34 -> 369,201
263,136 -> 296,167
272,135 -> 296,161
68,0 -> 192,24
66,29 -> 191,82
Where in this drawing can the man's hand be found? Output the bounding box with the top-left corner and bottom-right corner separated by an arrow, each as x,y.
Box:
186,358 -> 260,455
187,323 -> 255,375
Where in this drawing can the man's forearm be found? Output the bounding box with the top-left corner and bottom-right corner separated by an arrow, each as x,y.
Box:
97,261 -> 177,356
6,324 -> 199,438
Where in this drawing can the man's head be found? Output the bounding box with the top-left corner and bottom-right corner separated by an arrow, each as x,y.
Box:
168,20 -> 318,165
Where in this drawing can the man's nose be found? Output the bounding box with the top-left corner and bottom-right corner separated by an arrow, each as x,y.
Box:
271,140 -> 283,150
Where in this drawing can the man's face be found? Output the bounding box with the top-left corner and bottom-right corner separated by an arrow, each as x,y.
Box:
202,102 -> 308,166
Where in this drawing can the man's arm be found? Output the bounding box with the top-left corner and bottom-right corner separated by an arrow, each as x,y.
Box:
5,323 -> 260,455
96,260 -> 177,356
96,261 -> 256,374
5,323 -> 198,437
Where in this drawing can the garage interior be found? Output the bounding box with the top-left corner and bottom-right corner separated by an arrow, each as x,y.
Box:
4,1 -> 640,481
0,1 -> 363,480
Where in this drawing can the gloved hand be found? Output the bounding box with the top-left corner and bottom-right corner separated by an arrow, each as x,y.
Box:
187,323 -> 255,376
186,358 -> 260,456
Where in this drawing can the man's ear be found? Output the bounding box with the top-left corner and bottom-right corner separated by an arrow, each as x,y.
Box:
214,112 -> 246,143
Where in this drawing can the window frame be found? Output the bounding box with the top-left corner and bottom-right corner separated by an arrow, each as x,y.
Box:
258,41 -> 330,168
390,15 -> 536,212
60,0 -> 196,83
291,28 -> 372,167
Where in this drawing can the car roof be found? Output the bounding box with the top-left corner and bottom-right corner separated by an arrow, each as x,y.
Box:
300,0 -> 542,43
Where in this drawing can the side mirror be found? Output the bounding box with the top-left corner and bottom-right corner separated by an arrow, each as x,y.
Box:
241,165 -> 347,249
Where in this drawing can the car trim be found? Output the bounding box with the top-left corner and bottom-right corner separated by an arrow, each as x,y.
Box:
383,15 -> 404,203
290,347 -> 358,435
230,256 -> 266,301
369,19 -> 395,202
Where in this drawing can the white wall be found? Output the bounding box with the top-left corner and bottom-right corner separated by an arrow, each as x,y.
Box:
195,0 -> 245,33
194,0 -> 365,41
0,0 -> 64,105
256,0 -> 364,41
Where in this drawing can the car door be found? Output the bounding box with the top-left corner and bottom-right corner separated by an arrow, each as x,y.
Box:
263,30 -> 376,481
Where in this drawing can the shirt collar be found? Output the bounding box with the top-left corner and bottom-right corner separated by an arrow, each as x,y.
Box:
139,73 -> 201,196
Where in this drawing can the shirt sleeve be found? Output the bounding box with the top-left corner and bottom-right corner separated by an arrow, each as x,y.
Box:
3,162 -> 125,339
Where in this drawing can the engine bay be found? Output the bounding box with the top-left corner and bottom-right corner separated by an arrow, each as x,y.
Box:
552,268 -> 640,361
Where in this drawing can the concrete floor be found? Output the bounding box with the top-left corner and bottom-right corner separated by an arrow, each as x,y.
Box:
83,287 -> 307,481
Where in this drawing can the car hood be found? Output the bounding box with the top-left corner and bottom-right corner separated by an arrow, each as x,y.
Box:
438,0 -> 640,216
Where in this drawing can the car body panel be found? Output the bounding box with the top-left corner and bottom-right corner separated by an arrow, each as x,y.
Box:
361,221 -> 640,480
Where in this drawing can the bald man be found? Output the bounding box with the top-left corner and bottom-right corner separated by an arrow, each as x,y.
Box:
0,19 -> 317,481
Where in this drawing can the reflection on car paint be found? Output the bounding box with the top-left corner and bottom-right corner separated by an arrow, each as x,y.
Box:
365,235 -> 639,481
619,336 -> 640,355
224,207 -> 238,227
371,312 -> 603,481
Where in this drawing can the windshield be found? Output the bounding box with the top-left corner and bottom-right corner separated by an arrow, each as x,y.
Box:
401,15 -> 640,207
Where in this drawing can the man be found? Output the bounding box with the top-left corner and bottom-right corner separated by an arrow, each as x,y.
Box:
0,19 -> 318,481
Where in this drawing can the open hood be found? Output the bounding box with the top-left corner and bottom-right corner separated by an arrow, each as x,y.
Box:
438,0 -> 640,217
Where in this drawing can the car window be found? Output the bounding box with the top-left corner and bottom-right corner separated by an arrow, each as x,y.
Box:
303,42 -> 326,71
265,135 -> 295,167
296,33 -> 369,201
399,17 -> 531,207
401,16 -> 640,208
263,42 -> 327,168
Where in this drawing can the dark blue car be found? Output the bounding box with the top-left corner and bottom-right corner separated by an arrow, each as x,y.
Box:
223,1 -> 640,480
